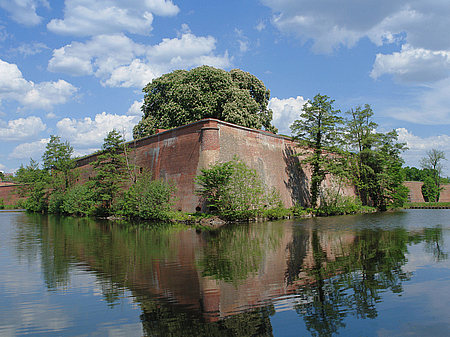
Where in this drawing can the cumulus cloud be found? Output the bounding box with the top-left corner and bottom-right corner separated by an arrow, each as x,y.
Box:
56,111 -> 140,147
262,0 -> 450,53
0,0 -> 48,26
397,127 -> 450,174
0,116 -> 46,141
47,0 -> 179,36
127,100 -> 143,116
48,31 -> 230,88
269,96 -> 307,135
9,138 -> 49,159
371,45 -> 450,83
0,59 -> 77,110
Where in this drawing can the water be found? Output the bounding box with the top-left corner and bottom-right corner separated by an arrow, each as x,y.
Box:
0,210 -> 449,336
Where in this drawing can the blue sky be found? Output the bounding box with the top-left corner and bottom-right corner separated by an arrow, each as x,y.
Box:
0,0 -> 449,175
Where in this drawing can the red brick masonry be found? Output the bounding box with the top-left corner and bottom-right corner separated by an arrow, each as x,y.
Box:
76,119 -> 356,212
404,181 -> 450,202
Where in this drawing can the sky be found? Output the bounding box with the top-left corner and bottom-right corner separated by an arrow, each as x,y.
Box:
0,0 -> 449,176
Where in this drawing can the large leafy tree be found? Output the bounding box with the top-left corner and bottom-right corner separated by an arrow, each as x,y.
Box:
291,94 -> 343,208
133,66 -> 277,138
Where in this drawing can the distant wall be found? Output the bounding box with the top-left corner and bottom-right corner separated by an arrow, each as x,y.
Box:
75,119 -> 357,212
0,183 -> 24,206
404,181 -> 450,202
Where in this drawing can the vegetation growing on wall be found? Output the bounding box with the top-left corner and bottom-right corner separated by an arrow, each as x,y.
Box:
133,66 -> 277,139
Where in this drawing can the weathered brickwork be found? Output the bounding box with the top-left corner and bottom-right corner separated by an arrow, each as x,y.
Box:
404,181 -> 450,202
0,183 -> 24,206
75,118 -> 356,212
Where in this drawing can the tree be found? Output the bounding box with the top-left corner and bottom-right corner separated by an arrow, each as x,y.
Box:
133,66 -> 277,138
420,149 -> 446,201
291,94 -> 343,208
344,104 -> 378,205
15,159 -> 50,212
42,135 -> 75,189
92,130 -> 127,213
421,176 -> 439,202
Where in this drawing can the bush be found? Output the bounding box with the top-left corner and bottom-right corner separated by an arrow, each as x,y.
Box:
48,190 -> 65,214
62,183 -> 97,216
196,157 -> 284,220
117,173 -> 177,221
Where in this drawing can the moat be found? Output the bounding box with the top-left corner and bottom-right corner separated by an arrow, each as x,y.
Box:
1,209 -> 449,336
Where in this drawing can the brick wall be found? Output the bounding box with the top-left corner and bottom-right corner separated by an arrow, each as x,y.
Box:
404,181 -> 450,202
75,118 -> 356,212
0,184 -> 24,206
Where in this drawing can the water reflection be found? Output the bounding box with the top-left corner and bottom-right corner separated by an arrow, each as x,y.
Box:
3,210 -> 449,336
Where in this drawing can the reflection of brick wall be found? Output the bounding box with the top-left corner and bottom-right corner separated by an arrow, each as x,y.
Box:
75,119 -> 357,212
404,181 -> 450,202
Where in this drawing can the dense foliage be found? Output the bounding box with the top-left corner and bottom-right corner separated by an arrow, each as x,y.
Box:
133,66 -> 277,138
291,97 -> 408,211
196,157 -> 283,220
15,130 -> 176,221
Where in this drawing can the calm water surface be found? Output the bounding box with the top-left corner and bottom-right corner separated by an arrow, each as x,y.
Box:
0,209 -> 449,336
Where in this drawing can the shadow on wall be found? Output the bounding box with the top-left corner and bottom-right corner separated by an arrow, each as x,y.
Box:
283,145 -> 309,207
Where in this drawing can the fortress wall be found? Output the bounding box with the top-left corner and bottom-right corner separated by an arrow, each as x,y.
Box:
74,119 -> 360,212
404,181 -> 450,202
0,184 -> 24,206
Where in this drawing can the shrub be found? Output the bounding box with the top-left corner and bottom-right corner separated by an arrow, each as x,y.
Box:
48,190 -> 65,214
62,183 -> 97,216
117,173 -> 177,221
196,157 -> 284,220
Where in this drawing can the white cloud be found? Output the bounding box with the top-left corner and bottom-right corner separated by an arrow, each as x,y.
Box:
0,163 -> 5,171
0,59 -> 77,110
383,78 -> 450,125
9,138 -> 49,159
0,116 -> 46,141
14,42 -> 49,56
47,0 -> 179,36
255,21 -> 266,32
269,96 -> 307,135
127,100 -> 143,116
262,1 -> 450,52
371,45 -> 450,83
48,31 -> 230,88
0,0 -> 48,26
397,127 -> 450,174
56,111 -> 140,147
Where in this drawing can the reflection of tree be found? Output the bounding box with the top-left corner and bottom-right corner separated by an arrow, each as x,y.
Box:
285,226 -> 309,285
198,223 -> 283,284
292,226 -> 446,337
423,227 -> 448,262
138,294 -> 275,337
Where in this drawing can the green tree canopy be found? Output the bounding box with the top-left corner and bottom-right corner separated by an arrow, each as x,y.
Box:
133,66 -> 277,138
290,94 -> 343,208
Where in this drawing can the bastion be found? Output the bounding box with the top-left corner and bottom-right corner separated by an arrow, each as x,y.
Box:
75,119 -> 356,212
